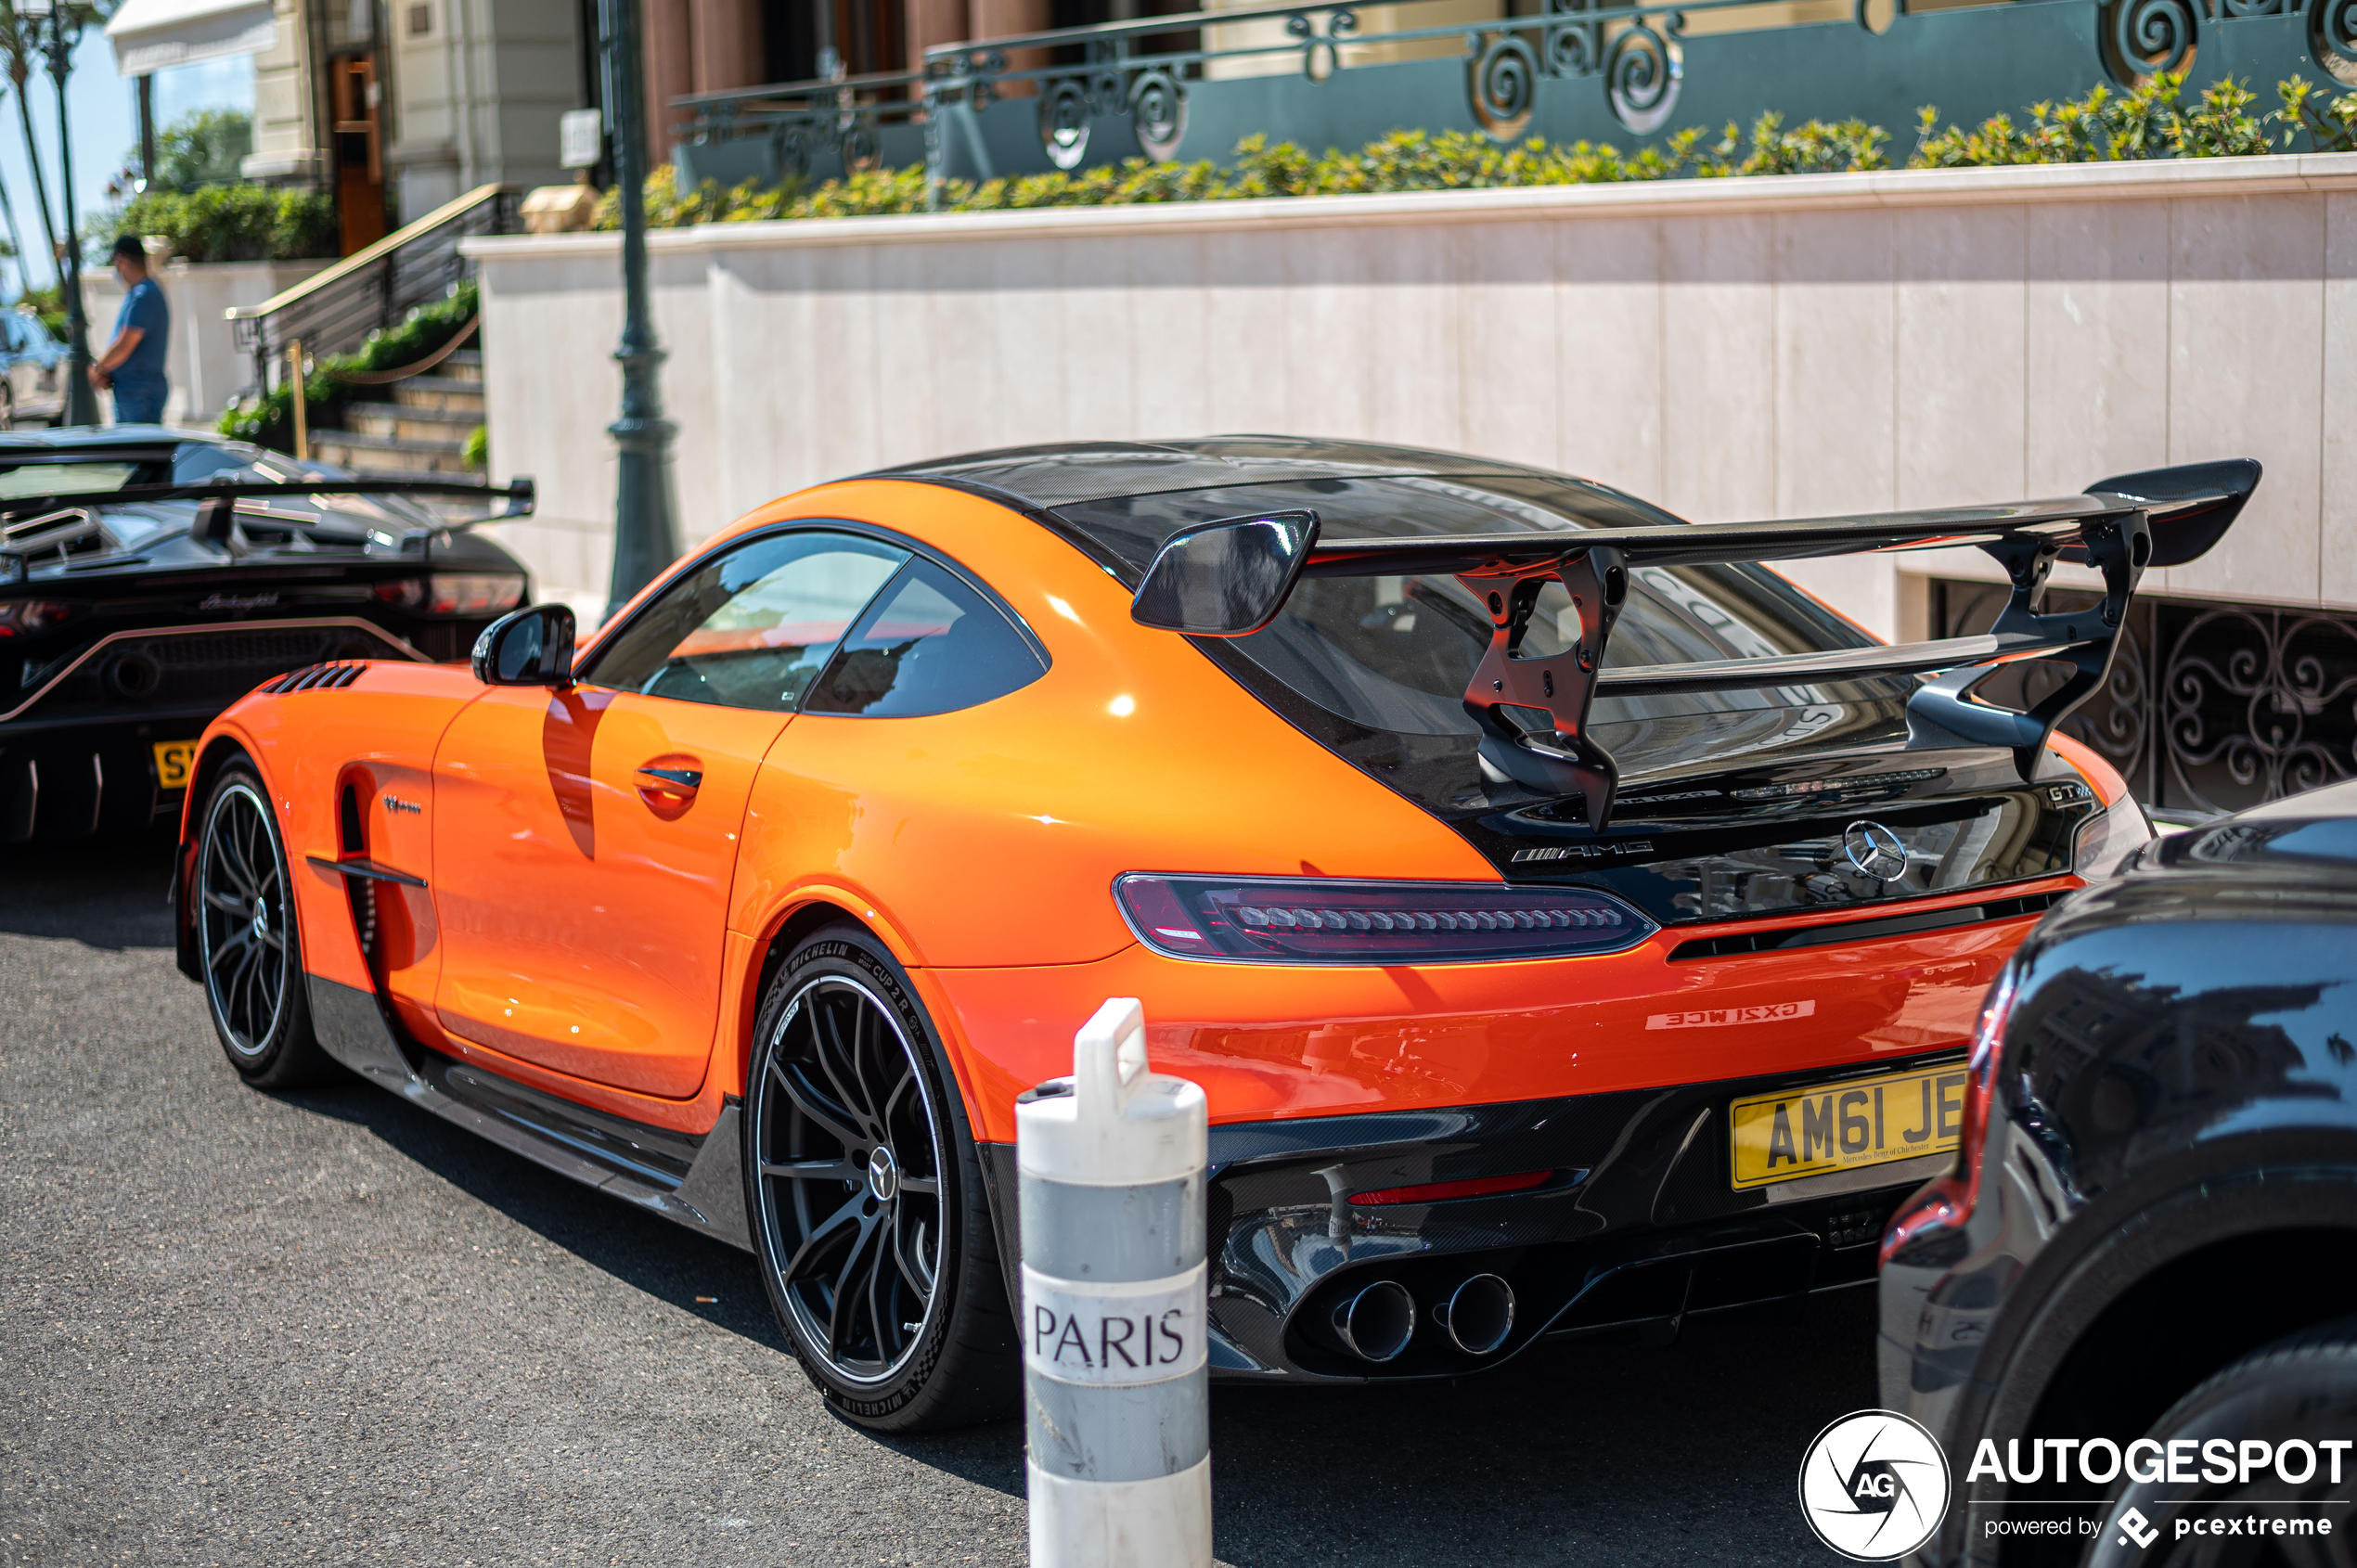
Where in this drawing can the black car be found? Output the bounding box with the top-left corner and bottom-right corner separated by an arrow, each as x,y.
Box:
0,427 -> 532,844
1880,778 -> 2357,1564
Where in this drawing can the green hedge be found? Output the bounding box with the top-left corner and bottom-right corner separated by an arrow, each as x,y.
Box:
110,184 -> 336,264
606,71 -> 2357,229
217,283 -> 478,454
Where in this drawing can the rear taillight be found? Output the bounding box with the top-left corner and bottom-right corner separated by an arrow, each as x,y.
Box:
1879,961 -> 2020,1266
2072,798 -> 2156,881
1113,873 -> 1652,964
0,597 -> 83,636
1351,1170 -> 1553,1205
374,573 -> 525,616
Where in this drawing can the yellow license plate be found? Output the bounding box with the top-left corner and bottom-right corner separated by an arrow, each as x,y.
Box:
151,739 -> 198,790
1728,1062 -> 1969,1190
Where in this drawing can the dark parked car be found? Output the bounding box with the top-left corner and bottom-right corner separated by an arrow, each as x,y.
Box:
1880,778 -> 2357,1564
0,427 -> 532,843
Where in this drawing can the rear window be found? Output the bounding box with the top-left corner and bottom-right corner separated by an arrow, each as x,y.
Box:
1054,475 -> 1880,738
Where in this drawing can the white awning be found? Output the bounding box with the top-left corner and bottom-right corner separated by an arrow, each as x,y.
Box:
106,0 -> 277,76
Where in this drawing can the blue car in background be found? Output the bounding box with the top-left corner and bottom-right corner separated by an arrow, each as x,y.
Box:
1,309 -> 68,428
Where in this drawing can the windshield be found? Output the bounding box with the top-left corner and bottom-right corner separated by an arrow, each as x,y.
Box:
1052,475 -> 1881,738
0,460 -> 146,500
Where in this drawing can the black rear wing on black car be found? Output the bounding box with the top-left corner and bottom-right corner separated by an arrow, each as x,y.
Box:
0,475 -> 535,583
1130,459 -> 2260,829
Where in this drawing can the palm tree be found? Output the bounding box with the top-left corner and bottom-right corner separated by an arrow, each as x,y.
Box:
0,95 -> 30,296
0,2 -> 59,287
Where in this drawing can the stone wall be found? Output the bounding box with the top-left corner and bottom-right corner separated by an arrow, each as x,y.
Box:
465,152 -> 2357,637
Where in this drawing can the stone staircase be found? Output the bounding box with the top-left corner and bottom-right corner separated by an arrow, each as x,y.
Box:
310,350 -> 486,484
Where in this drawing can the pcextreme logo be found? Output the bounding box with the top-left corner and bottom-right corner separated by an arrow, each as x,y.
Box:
1798,1409 -> 1951,1562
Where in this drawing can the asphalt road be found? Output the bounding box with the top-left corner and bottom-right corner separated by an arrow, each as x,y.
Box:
3,839 -> 1873,1567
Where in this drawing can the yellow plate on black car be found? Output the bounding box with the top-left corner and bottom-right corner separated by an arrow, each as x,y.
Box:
151,739 -> 198,791
1729,1062 -> 1969,1190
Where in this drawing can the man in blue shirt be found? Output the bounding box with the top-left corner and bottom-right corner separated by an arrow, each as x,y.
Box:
94,235 -> 169,424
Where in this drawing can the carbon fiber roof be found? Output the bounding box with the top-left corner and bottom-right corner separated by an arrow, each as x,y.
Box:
864,436 -> 1636,512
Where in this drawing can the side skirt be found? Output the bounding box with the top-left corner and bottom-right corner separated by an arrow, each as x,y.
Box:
305,971 -> 753,1253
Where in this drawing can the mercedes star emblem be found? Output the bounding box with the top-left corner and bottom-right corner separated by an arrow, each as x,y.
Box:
1841,820 -> 1909,882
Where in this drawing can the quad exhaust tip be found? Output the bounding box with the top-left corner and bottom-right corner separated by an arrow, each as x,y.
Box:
1434,1273 -> 1515,1356
1331,1279 -> 1416,1363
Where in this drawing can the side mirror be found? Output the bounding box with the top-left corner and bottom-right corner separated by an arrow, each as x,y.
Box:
1130,509 -> 1320,636
471,602 -> 575,687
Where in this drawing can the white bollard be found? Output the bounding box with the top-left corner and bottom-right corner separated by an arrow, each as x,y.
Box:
1017,997 -> 1212,1568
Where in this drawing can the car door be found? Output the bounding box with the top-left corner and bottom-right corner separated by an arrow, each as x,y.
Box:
429,528 -> 909,1098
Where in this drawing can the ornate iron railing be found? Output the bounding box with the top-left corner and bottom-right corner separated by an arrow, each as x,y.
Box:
671,0 -> 2357,194
227,183 -> 522,396
672,68 -> 929,190
1935,579 -> 2357,816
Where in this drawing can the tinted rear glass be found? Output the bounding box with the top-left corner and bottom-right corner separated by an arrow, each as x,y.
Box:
1052,476 -> 1880,737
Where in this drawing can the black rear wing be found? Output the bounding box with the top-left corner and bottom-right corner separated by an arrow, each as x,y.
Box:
0,475 -> 535,582
1130,459 -> 2259,829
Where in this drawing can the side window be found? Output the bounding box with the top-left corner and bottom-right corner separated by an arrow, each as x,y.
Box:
803,557 -> 1046,717
0,315 -> 24,353
582,530 -> 908,712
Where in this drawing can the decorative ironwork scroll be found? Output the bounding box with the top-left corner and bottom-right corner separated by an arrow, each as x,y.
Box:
1934,579 -> 2357,816
2098,0 -> 2357,86
668,0 -> 2357,199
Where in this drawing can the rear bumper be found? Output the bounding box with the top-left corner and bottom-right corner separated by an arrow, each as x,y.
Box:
1,614 -> 463,843
0,711 -> 210,842
984,1050 -> 1961,1383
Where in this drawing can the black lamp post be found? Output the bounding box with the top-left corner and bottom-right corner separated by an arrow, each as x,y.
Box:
21,0 -> 97,428
596,0 -> 677,622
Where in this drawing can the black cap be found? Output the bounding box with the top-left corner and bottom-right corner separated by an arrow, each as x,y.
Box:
109,235 -> 145,263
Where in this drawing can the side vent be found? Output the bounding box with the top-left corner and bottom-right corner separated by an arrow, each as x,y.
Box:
263,662 -> 370,694
336,782 -> 380,973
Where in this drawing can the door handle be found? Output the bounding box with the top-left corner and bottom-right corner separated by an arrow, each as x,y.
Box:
636,765 -> 702,790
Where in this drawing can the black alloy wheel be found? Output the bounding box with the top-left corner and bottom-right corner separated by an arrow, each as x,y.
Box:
743,924 -> 1016,1431
2087,1317 -> 2357,1567
195,762 -> 332,1087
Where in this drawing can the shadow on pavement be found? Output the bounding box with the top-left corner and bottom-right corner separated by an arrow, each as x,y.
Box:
0,829 -> 177,947
11,844 -> 1878,1561
277,1070 -> 1036,1497
293,1067 -> 1874,1559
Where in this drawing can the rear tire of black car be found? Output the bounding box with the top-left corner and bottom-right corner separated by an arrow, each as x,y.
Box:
741,921 -> 1018,1432
195,760 -> 337,1089
2082,1316 -> 2357,1565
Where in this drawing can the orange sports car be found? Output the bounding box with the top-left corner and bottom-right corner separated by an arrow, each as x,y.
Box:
169,439 -> 2252,1432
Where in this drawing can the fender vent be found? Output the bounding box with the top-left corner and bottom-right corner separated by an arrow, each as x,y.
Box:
263,661 -> 369,693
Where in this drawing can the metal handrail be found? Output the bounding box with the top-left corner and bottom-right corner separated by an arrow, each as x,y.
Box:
227,182 -> 521,394
228,183 -> 512,327
674,65 -> 923,114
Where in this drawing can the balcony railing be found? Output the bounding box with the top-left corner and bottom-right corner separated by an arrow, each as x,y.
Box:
670,0 -> 2357,199
672,69 -> 930,190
